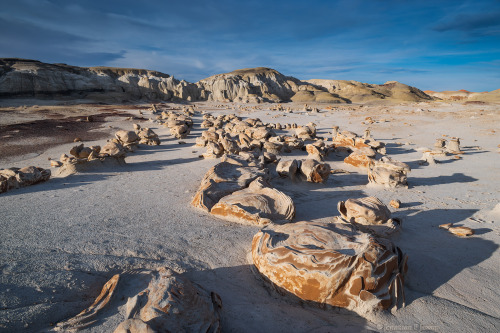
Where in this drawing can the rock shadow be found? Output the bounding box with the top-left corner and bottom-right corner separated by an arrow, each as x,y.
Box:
184,265 -> 371,333
410,173 -> 478,187
393,208 -> 497,306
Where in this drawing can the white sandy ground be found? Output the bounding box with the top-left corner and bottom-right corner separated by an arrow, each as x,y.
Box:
0,101 -> 499,333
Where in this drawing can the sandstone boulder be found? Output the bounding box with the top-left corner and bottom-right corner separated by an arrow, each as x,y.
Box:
191,161 -> 267,211
368,157 -> 410,188
337,197 -> 402,237
55,268 -> 221,333
276,159 -> 299,179
252,221 -> 407,314
210,177 -> 295,225
299,159 -> 331,183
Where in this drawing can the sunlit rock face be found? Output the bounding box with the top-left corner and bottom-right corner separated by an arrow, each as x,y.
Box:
252,221 -> 407,314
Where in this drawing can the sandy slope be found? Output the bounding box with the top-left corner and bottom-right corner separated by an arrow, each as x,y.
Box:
0,101 -> 499,332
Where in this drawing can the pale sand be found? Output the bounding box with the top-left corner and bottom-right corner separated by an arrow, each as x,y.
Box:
0,101 -> 499,332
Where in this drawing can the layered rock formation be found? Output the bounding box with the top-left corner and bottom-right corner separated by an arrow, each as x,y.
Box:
198,67 -> 347,103
424,89 -> 500,102
0,58 -> 203,101
1,59 -> 434,103
252,221 -> 407,314
307,79 -> 433,103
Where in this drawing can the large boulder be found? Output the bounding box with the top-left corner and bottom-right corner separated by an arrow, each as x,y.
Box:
191,160 -> 267,211
337,196 -> 402,237
252,221 -> 407,314
299,159 -> 331,183
368,157 -> 410,188
210,177 -> 295,225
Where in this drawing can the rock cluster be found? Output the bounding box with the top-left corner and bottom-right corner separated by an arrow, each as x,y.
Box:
55,268 -> 222,333
53,125 -> 160,176
277,159 -> 331,183
191,155 -> 295,225
0,166 -> 51,194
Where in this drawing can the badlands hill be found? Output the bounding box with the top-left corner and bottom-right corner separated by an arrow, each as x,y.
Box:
0,58 -> 204,102
0,58 -> 434,103
424,89 -> 500,102
307,79 -> 433,103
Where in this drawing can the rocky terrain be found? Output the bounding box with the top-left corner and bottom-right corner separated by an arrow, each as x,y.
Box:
424,89 -> 500,103
0,59 -> 499,332
1,59 -> 439,104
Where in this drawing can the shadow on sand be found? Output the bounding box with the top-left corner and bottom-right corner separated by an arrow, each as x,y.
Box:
392,207 -> 496,306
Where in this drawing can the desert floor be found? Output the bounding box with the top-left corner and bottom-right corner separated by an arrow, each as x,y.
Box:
0,100 -> 499,332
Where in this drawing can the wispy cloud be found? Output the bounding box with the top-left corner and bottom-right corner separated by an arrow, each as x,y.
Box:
0,0 -> 499,91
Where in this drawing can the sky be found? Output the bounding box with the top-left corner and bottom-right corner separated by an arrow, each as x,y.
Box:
1,0 -> 500,91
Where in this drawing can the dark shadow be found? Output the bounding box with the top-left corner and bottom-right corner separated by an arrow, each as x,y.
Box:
400,201 -> 423,208
411,173 -> 478,187
184,265 -> 369,333
384,143 -> 416,155
270,174 -> 367,221
0,173 -> 112,197
392,208 -> 498,307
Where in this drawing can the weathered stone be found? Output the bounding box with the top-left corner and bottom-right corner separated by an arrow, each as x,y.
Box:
170,124 -> 190,139
337,197 -> 402,237
55,268 -> 221,333
115,130 -> 139,144
101,141 -> 127,158
446,138 -> 462,154
299,159 -> 331,183
368,157 -> 410,188
390,199 -> 401,209
210,177 -> 295,225
191,161 -> 267,211
439,223 -> 474,237
135,125 -> 161,145
305,144 -> 325,161
252,221 -> 407,314
344,151 -> 374,169
202,142 -> 224,159
295,123 -> 316,140
338,197 -> 391,225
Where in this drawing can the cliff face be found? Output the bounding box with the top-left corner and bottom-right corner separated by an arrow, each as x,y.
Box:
0,59 -> 437,103
0,58 -> 203,102
306,79 -> 433,103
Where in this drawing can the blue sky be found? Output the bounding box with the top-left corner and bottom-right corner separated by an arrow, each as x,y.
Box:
1,0 -> 500,91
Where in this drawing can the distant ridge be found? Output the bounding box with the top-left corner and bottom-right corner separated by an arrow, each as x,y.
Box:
424,89 -> 500,102
0,58 -> 437,103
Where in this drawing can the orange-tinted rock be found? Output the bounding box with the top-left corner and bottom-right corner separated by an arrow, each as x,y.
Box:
0,166 -> 51,193
252,221 -> 407,314
338,197 -> 391,225
439,223 -> 475,237
210,177 -> 295,225
333,131 -> 369,149
344,151 -> 375,169
299,159 -> 331,183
